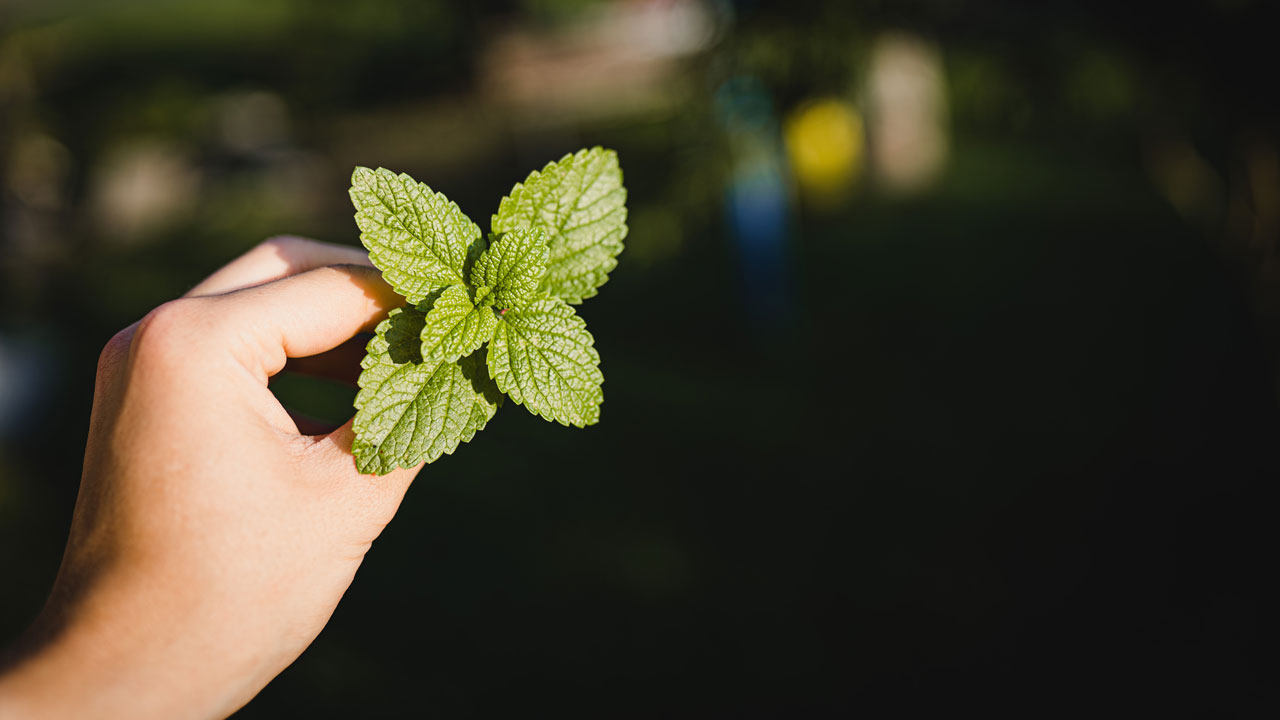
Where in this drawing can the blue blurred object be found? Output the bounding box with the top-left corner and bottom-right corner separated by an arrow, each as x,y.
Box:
0,334 -> 52,440
715,75 -> 794,333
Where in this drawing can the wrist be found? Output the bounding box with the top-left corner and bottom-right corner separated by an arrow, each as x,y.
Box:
0,573 -> 265,720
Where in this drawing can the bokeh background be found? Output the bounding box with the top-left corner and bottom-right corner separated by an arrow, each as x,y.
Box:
2,0 -> 1279,715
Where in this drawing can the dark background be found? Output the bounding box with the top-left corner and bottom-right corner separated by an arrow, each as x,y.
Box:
2,0 -> 1278,715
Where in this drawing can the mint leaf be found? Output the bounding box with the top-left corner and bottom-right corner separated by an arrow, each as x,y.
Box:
470,226 -> 550,309
353,306 -> 501,474
419,285 -> 500,366
350,166 -> 479,304
456,351 -> 504,439
491,147 -> 627,304
488,296 -> 603,427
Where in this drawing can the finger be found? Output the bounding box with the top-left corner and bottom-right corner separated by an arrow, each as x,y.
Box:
186,236 -> 373,298
213,264 -> 402,380
275,335 -> 371,386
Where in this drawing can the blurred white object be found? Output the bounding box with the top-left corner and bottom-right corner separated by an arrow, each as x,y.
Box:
481,0 -> 717,123
866,33 -> 949,193
88,139 -> 200,244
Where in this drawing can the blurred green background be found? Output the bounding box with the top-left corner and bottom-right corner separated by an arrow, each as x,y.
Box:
2,0 -> 1278,715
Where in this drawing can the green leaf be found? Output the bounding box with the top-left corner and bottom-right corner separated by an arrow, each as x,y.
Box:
470,226 -> 549,309
491,147 -> 627,304
353,306 -> 501,475
350,166 -> 479,304
488,296 -> 603,427
418,285 -> 500,366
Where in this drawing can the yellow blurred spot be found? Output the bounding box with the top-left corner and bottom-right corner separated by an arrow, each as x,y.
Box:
784,98 -> 864,208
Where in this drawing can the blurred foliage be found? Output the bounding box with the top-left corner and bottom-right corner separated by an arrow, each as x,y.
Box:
2,0 -> 1279,715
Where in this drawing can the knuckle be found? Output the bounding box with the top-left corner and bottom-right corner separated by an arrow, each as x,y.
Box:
131,298 -> 212,361
97,324 -> 137,375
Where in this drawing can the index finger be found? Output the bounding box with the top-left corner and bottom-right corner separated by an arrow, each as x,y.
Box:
213,264 -> 402,380
186,236 -> 374,298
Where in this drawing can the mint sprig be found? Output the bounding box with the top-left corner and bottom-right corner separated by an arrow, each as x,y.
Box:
348,148 -> 627,475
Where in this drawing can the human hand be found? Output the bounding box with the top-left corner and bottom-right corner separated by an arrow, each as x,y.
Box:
0,237 -> 418,719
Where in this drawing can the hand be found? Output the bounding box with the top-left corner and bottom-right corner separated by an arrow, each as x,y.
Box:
0,237 -> 418,719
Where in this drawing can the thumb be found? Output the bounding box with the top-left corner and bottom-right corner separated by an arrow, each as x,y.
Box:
307,417 -> 423,523
215,264 -> 421,516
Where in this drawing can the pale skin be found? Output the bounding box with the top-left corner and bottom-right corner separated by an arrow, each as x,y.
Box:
0,237 -> 420,719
